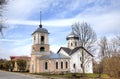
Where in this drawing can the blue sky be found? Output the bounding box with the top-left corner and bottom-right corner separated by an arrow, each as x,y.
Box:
0,0 -> 120,59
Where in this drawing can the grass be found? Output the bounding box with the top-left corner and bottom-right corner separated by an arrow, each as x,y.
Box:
33,73 -> 110,79
101,74 -> 110,78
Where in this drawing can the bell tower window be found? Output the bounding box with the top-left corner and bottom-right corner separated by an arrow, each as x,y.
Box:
34,36 -> 36,40
41,36 -> 44,44
40,47 -> 45,52
34,36 -> 36,44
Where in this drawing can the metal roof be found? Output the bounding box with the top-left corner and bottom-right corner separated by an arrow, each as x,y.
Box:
66,31 -> 79,40
39,51 -> 70,59
57,46 -> 93,57
32,25 -> 49,35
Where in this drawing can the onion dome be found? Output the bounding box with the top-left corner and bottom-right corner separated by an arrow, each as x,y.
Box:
32,25 -> 49,35
66,31 -> 79,40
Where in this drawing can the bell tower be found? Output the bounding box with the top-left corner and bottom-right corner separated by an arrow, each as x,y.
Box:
31,11 -> 50,55
30,11 -> 50,73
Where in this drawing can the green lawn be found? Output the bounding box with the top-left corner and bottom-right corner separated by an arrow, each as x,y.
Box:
33,73 -> 110,79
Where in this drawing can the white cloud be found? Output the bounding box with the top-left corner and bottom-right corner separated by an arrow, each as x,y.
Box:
85,12 -> 120,36
6,0 -> 120,34
7,18 -> 77,27
0,38 -> 32,59
50,44 -> 66,53
0,47 -> 11,59
7,10 -> 120,36
0,43 -> 31,59
0,38 -> 32,45
11,44 -> 31,56
5,0 -> 55,20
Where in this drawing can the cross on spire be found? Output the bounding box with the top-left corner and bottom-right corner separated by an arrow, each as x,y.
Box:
39,11 -> 42,28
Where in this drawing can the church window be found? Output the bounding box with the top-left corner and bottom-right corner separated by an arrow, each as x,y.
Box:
34,36 -> 36,44
81,64 -> 82,68
71,43 -> 73,46
80,57 -> 82,61
61,62 -> 63,69
34,36 -> 36,40
75,42 -> 77,46
66,62 -> 68,69
56,62 -> 58,69
40,47 -> 45,52
45,62 -> 48,70
41,36 -> 44,44
73,64 -> 76,69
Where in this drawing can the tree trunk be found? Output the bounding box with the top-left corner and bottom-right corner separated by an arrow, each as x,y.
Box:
82,49 -> 85,75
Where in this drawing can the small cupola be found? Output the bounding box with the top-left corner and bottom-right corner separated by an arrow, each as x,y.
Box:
66,30 -> 79,49
66,31 -> 79,40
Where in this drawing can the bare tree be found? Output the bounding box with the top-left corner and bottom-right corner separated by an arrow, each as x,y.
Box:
72,22 -> 97,52
98,36 -> 109,58
98,36 -> 108,78
113,34 -> 120,55
99,35 -> 120,78
0,0 -> 7,37
0,0 -> 7,16
72,22 -> 97,74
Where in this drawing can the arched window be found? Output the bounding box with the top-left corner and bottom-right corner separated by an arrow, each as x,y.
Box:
56,62 -> 58,69
66,62 -> 68,69
81,64 -> 82,68
34,36 -> 36,40
73,64 -> 76,69
71,43 -> 73,46
61,62 -> 63,69
45,62 -> 48,70
34,36 -> 36,44
41,36 -> 44,44
40,47 -> 45,52
75,42 -> 77,46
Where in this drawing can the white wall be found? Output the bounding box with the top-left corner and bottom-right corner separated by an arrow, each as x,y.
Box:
68,49 -> 93,73
32,33 -> 49,45
58,48 -> 93,73
67,38 -> 78,49
70,50 -> 82,73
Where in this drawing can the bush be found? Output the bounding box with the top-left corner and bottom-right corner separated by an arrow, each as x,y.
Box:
16,59 -> 27,71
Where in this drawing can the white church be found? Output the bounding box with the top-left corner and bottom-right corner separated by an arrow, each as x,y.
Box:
57,31 -> 93,73
30,17 -> 93,73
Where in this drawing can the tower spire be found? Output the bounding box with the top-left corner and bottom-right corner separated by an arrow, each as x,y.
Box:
39,11 -> 42,28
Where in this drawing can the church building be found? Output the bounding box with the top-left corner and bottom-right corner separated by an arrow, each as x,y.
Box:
29,23 -> 70,73
29,14 -> 93,73
57,31 -> 93,73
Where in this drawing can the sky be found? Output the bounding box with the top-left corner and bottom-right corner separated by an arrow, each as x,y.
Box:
0,0 -> 120,59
